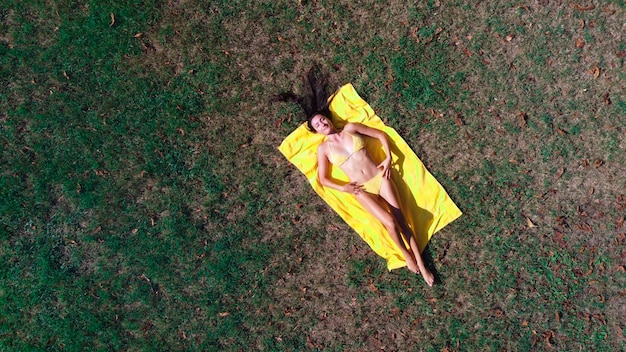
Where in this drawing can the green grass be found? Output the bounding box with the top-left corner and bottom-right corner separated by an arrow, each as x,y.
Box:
2,0 -> 626,351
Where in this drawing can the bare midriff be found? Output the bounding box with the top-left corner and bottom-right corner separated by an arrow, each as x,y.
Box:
338,149 -> 380,185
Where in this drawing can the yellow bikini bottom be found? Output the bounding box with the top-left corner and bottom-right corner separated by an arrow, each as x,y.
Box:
360,172 -> 383,195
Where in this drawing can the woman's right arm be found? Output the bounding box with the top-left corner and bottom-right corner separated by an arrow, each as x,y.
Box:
317,144 -> 361,194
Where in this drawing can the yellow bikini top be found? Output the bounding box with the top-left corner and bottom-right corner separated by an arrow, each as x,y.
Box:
327,132 -> 365,166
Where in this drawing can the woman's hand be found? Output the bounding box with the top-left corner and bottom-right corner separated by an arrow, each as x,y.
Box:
344,182 -> 363,195
377,158 -> 392,179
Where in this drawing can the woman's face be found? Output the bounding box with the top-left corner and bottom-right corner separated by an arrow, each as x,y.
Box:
310,114 -> 333,134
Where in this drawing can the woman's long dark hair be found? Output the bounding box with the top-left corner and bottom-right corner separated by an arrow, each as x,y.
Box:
271,64 -> 335,131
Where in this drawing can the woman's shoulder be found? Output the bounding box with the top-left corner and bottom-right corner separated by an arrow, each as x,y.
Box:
344,122 -> 374,135
342,122 -> 362,132
317,140 -> 329,151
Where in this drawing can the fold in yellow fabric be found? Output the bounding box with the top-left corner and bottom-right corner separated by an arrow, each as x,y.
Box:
278,83 -> 462,270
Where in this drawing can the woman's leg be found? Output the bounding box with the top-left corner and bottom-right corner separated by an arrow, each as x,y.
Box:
378,178 -> 435,286
354,191 -> 419,274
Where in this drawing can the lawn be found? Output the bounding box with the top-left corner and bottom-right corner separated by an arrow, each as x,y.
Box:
1,0 -> 625,351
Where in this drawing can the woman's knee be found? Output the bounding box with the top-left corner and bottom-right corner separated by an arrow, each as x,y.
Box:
356,193 -> 397,230
379,213 -> 397,231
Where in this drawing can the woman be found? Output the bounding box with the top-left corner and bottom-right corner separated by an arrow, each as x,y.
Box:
274,66 -> 434,286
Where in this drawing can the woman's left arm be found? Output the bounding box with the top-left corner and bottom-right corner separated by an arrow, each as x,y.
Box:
345,123 -> 392,179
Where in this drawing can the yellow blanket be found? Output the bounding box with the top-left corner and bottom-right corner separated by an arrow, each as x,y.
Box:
278,83 -> 462,270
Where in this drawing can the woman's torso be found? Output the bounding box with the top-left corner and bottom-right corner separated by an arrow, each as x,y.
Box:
324,131 -> 379,184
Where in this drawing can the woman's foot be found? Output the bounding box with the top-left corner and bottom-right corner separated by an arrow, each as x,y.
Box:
406,242 -> 434,286
419,267 -> 434,287
405,259 -> 419,274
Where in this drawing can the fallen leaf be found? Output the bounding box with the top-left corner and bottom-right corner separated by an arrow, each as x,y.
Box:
592,314 -> 606,325
526,217 -> 536,228
616,216 -> 624,229
588,64 -> 600,78
131,228 -> 138,234
411,27 -> 420,43
555,216 -> 565,226
505,34 -> 515,42
554,167 -> 564,179
556,127 -> 567,135
110,13 -> 115,27
490,109 -> 502,122
555,311 -> 561,323
134,32 -> 143,38
593,159 -> 603,168
570,2 -> 595,11
177,128 -> 185,136
544,330 -> 555,347
454,114 -> 464,126
554,231 -> 565,247
138,273 -> 151,284
306,335 -> 316,348
518,112 -> 528,127
602,93 -> 611,105
575,37 -> 585,48
218,312 -> 230,317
